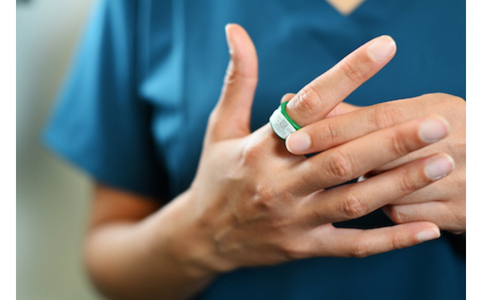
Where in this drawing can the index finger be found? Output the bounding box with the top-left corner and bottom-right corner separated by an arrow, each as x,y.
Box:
286,35 -> 396,126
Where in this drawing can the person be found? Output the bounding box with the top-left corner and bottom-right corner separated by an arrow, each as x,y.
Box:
44,0 -> 466,299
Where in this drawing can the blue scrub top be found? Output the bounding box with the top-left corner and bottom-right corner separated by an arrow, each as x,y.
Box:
44,0 -> 466,299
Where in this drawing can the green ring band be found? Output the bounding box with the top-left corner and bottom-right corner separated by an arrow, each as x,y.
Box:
280,101 -> 301,130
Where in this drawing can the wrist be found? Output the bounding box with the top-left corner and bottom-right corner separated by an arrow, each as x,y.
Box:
144,189 -> 227,281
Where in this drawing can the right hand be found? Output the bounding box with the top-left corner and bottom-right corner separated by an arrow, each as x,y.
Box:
161,24 -> 451,278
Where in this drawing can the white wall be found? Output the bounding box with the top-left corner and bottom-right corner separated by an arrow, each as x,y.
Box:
17,0 -> 101,299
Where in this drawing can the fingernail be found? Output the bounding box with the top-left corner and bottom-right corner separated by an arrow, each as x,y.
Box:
225,24 -> 234,55
419,117 -> 450,143
368,36 -> 396,62
417,228 -> 440,243
425,154 -> 455,180
286,132 -> 311,154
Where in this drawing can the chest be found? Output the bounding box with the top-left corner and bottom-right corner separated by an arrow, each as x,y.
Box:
326,0 -> 366,15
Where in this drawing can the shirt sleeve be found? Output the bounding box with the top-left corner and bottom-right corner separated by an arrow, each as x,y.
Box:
43,0 -> 168,200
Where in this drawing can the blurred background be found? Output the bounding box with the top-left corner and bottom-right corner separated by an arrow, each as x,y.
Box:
17,0 -> 101,299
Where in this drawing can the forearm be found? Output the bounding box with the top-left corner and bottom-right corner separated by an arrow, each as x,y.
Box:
85,191 -> 217,300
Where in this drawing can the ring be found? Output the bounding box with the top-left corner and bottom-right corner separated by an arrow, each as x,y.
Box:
269,101 -> 301,140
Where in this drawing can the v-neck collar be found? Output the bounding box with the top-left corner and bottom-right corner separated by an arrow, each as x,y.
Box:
322,0 -> 408,25
325,0 -> 367,16
314,0 -> 409,62
346,0 -> 409,26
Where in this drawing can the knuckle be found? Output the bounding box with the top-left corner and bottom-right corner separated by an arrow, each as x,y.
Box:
428,92 -> 465,109
350,239 -> 370,258
252,183 -> 278,212
432,92 -> 452,103
340,58 -> 366,83
451,95 -> 466,105
312,206 -> 327,225
321,121 -> 339,146
442,93 -> 466,110
295,85 -> 321,113
447,137 -> 465,161
390,232 -> 407,251
389,132 -> 409,157
397,171 -> 417,194
324,152 -> 354,180
372,104 -> 396,130
447,202 -> 466,230
281,93 -> 296,103
279,241 -> 304,260
240,139 -> 263,165
223,62 -> 258,87
454,208 -> 466,229
342,191 -> 368,219
388,207 -> 405,224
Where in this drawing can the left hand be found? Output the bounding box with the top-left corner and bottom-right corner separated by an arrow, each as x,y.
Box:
285,93 -> 466,234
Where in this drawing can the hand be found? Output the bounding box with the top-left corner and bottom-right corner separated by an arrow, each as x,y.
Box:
162,24 -> 449,278
285,94 -> 466,234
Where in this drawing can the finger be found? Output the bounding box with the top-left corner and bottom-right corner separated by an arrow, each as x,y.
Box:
372,149 -> 428,173
293,116 -> 450,194
383,202 -> 465,233
386,185 -> 441,205
207,24 -> 258,143
374,132 -> 463,173
280,93 -> 296,104
281,100 -> 361,154
325,102 -> 360,118
307,153 -> 454,223
285,35 -> 396,127
286,98 -> 437,155
286,101 -> 401,154
318,222 -> 440,258
372,138 -> 459,173
389,171 -> 459,205
247,92 -> 295,151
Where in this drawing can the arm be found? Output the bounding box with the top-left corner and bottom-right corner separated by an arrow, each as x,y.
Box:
85,186 -> 215,300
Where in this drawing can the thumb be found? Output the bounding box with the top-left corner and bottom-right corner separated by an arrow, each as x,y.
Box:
207,24 -> 258,143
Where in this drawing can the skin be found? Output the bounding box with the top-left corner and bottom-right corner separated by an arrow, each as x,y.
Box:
326,0 -> 366,15
284,96 -> 466,235
85,25 -> 458,300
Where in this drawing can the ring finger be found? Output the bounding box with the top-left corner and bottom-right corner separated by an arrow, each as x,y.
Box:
306,153 -> 454,224
293,116 -> 450,193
